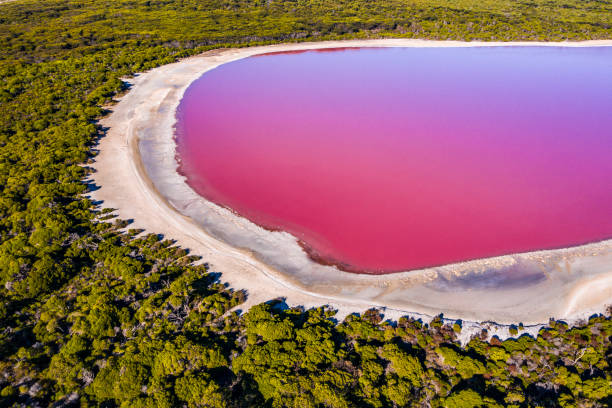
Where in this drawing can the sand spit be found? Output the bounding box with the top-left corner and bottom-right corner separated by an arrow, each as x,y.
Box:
90,39 -> 612,328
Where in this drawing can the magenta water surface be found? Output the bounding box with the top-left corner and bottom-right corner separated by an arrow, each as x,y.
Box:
175,47 -> 612,273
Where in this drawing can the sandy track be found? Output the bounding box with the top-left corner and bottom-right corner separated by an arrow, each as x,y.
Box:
90,39 -> 612,328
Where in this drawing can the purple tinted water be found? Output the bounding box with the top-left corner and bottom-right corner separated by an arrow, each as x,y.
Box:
175,47 -> 612,273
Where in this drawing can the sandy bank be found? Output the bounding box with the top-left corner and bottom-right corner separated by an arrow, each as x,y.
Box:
90,39 -> 612,327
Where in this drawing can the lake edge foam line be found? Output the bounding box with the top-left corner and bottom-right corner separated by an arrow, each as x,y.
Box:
90,39 -> 612,326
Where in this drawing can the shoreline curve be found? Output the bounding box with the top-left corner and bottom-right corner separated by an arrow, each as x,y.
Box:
90,39 -> 612,328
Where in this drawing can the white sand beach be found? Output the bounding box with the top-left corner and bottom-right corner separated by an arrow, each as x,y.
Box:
90,39 -> 612,329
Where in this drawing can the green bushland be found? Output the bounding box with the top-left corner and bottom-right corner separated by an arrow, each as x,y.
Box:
0,0 -> 611,406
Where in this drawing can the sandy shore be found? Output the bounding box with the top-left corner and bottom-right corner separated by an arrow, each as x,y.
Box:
90,39 -> 612,329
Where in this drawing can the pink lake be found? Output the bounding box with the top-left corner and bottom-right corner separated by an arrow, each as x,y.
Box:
175,47 -> 612,274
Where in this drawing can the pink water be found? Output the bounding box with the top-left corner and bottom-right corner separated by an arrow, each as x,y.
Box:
176,47 -> 612,273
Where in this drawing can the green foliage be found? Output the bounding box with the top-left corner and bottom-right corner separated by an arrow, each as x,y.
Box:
0,0 -> 610,407
487,346 -> 509,362
437,346 -> 486,378
174,373 -> 226,408
380,343 -> 424,386
581,377 -> 612,400
88,358 -> 150,401
444,389 -> 486,408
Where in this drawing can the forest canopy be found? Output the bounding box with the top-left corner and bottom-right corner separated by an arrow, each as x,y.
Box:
0,0 -> 611,407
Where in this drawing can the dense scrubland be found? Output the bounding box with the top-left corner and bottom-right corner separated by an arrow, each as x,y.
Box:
0,0 -> 611,406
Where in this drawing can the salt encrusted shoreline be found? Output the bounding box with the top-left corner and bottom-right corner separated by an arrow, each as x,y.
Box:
90,39 -> 612,332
